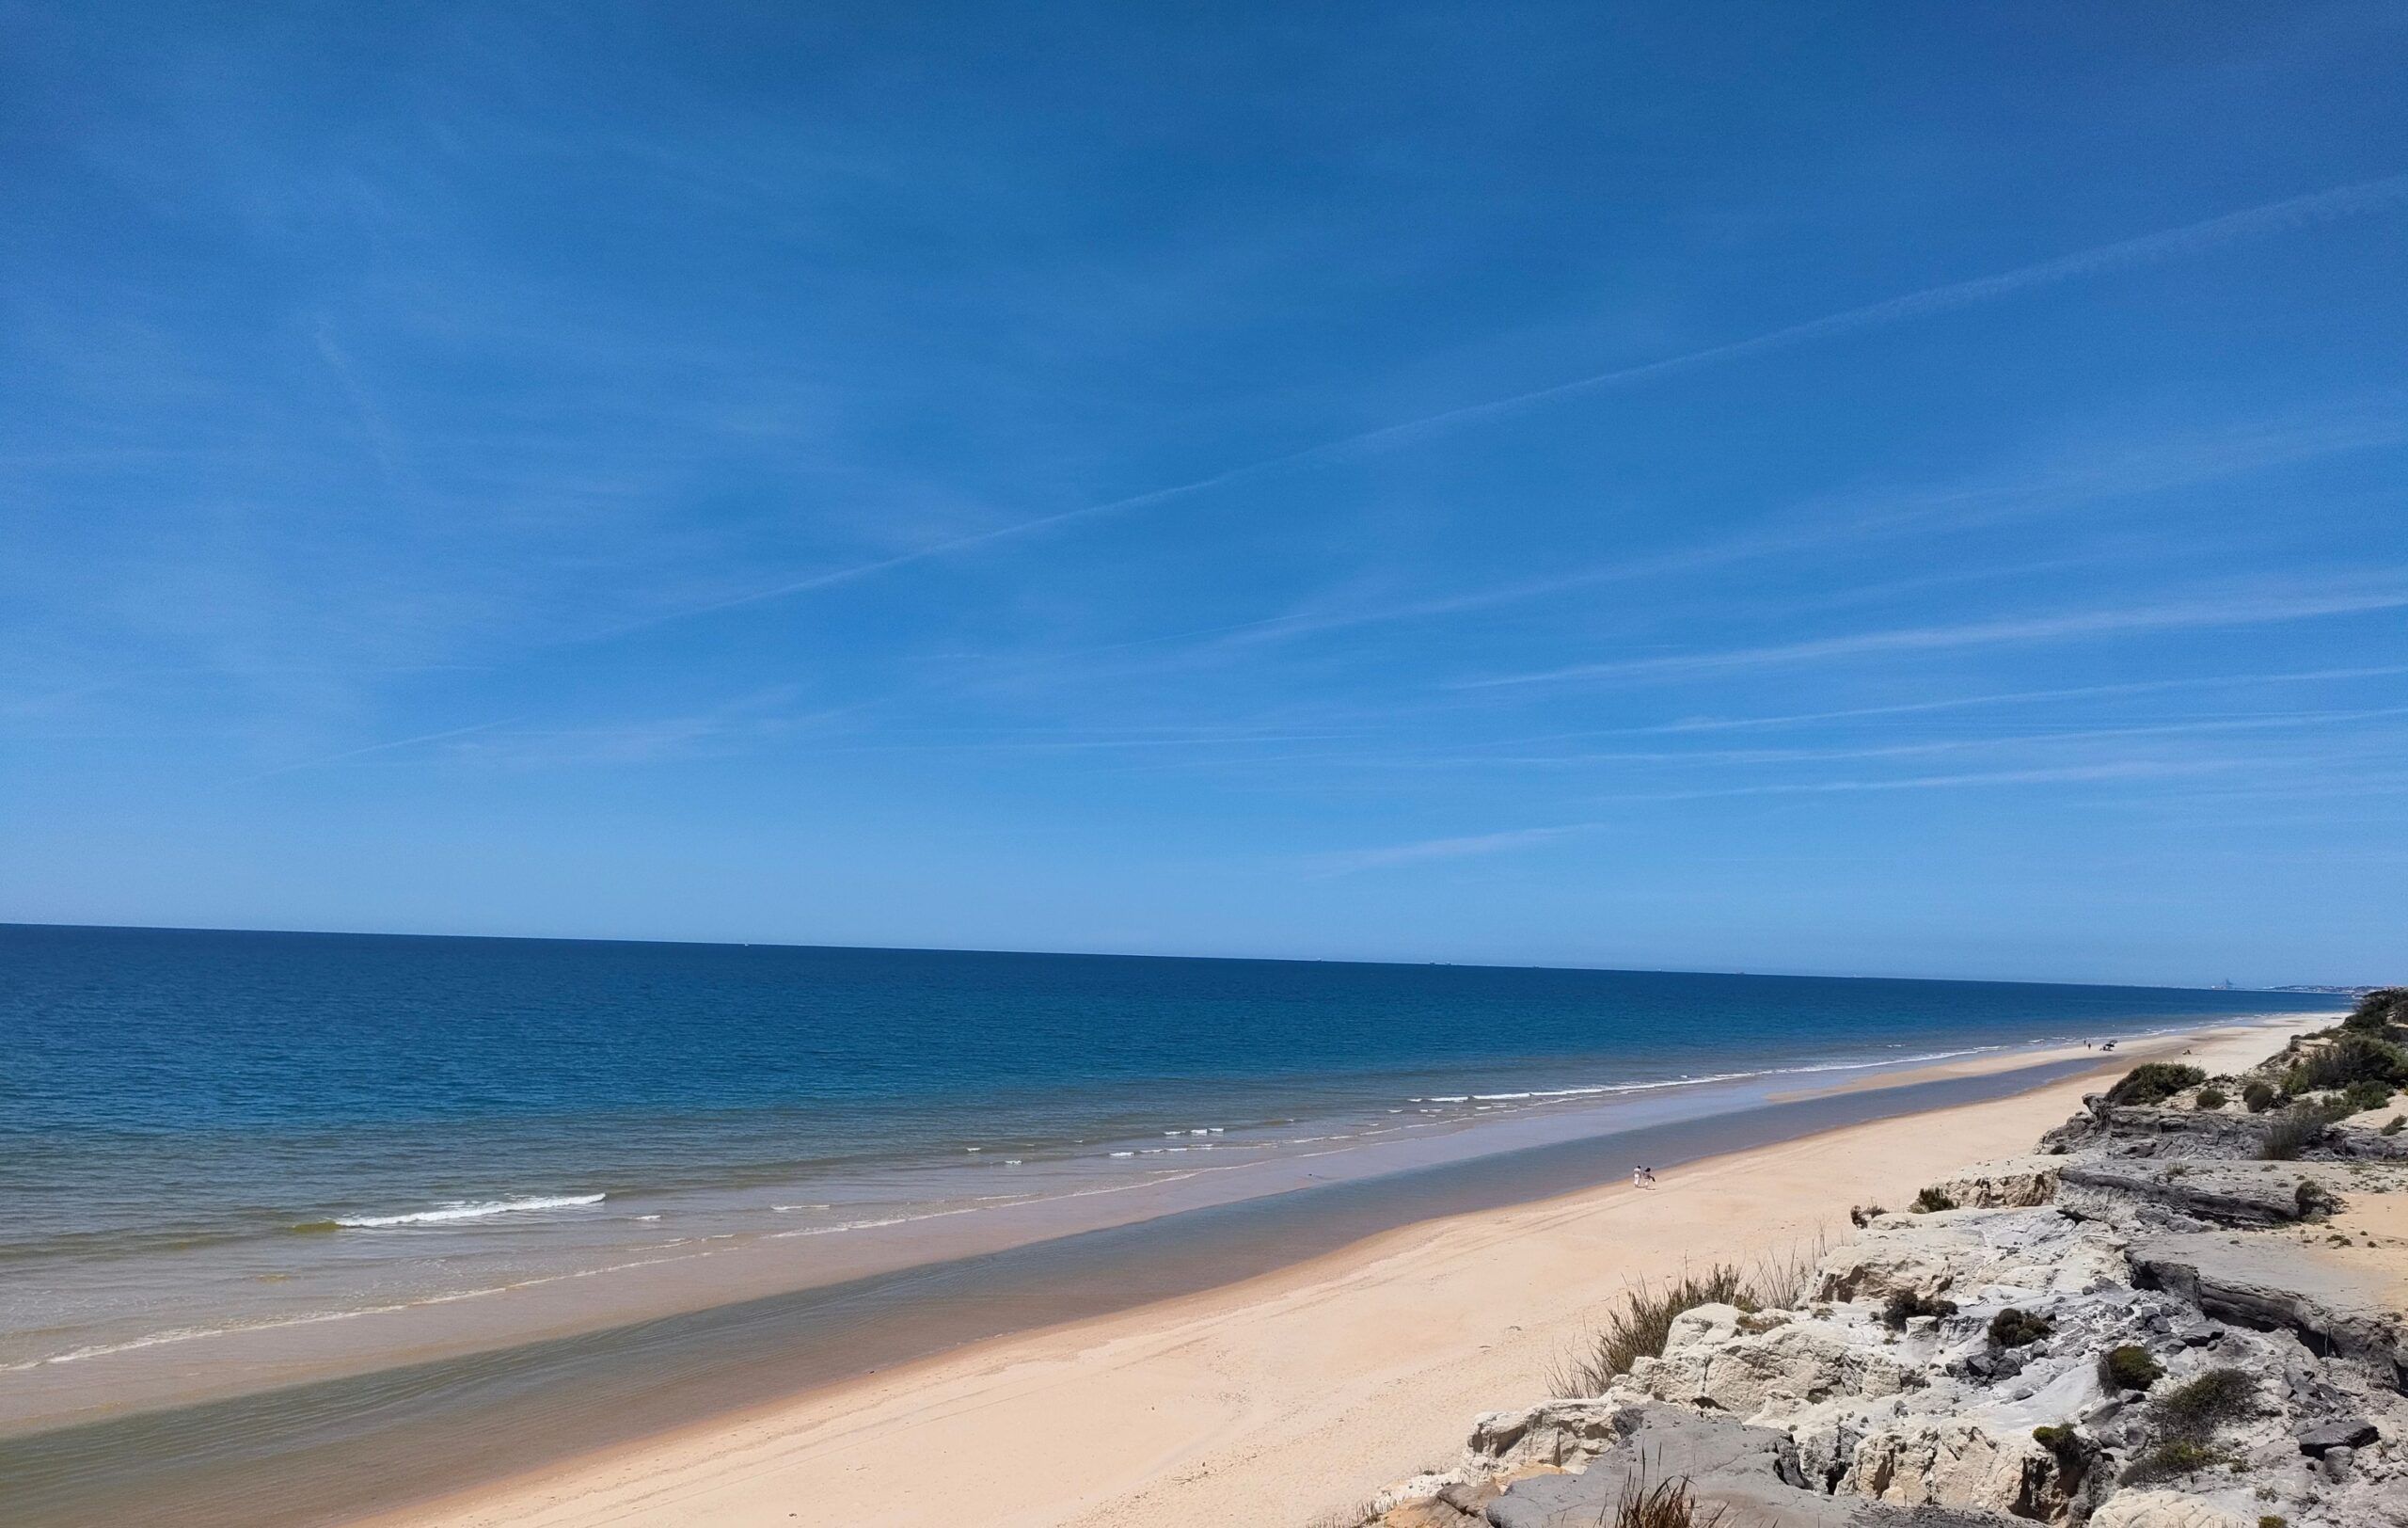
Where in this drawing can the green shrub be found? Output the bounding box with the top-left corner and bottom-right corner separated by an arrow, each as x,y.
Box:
2242,1079 -> 2277,1113
2384,1115 -> 2403,1137
2339,1078 -> 2396,1114
1879,1289 -> 1958,1329
1988,1307 -> 2053,1348
2121,1439 -> 2227,1484
2152,1367 -> 2254,1438
2107,1062 -> 2207,1106
2194,1085 -> 2228,1110
2286,1033 -> 2408,1092
2341,988 -> 2405,1034
2262,1515 -> 2289,1528
2097,1344 -> 2162,1392
2295,1179 -> 2338,1218
2258,1101 -> 2346,1160
2030,1424 -> 2083,1462
1910,1186 -> 1956,1213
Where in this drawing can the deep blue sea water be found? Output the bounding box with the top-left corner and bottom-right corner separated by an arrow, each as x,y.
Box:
0,922 -> 2342,1389
3,923 -> 2340,1255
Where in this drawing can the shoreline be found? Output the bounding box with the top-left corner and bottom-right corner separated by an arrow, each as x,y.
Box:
0,1007 -> 2321,1513
1,1015 -> 2312,1528
364,1020 -> 2311,1528
0,1028 -> 2215,1439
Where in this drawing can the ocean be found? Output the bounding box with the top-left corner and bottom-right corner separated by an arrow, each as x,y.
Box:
0,923 -> 2341,1404
0,923 -> 2348,1523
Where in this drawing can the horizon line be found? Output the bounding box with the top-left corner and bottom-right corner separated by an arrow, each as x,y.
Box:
0,915 -> 2368,994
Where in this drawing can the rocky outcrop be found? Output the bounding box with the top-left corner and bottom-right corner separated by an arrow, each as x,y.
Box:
1470,1403 -> 2027,1528
1354,1031 -> 2408,1528
2085,1491 -> 2251,1528
2056,1159 -> 2358,1231
2041,1094 -> 2408,1166
1925,1158 -> 2063,1210
2130,1233 -> 2408,1388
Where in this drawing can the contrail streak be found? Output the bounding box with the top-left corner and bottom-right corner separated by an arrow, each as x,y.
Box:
230,717 -> 522,785
623,172 -> 2408,632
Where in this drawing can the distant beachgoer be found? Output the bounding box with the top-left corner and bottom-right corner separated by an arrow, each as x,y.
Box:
1632,1166 -> 1645,1189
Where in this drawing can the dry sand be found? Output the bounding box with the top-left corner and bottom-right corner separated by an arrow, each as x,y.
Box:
368,1019 -> 2314,1528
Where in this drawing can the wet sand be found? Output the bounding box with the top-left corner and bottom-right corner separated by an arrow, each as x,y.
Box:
3,1019 -> 2318,1527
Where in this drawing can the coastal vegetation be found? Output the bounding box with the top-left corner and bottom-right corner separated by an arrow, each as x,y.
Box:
2283,1032 -> 2408,1094
2151,1367 -> 2256,1438
1613,1469 -> 1725,1528
1909,1185 -> 1956,1213
1550,1265 -> 1751,1394
2121,1438 -> 2230,1485
1549,1242 -> 1825,1395
2194,1084 -> 2228,1109
2258,1100 -> 2348,1159
2340,987 -> 2405,1035
1986,1306 -> 2052,1348
1880,1289 -> 1958,1329
2105,1061 -> 2206,1106
2097,1344 -> 2162,1391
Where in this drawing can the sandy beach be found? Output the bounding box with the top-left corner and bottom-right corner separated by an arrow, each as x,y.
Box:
366,1018 -> 2318,1528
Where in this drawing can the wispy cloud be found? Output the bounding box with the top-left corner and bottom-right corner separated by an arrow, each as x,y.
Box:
229,717 -> 523,785
1464,583 -> 2408,689
1618,665 -> 2408,736
1313,761 -> 2221,874
1336,175 -> 2408,452
1310,821 -> 1612,874
618,174 -> 2408,633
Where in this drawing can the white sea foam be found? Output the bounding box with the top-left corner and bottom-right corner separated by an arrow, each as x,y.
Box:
325,1194 -> 605,1229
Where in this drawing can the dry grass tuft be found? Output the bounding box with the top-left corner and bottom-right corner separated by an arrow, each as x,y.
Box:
1549,1233 -> 1829,1397
1611,1460 -> 1727,1528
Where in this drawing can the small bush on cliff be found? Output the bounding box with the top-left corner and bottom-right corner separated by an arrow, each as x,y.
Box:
2107,1062 -> 2207,1106
2121,1438 -> 2228,1485
2152,1367 -> 2254,1438
2194,1085 -> 2228,1110
2258,1101 -> 2346,1160
1910,1186 -> 1956,1213
2242,1079 -> 2277,1112
2097,1345 -> 2162,1392
2339,1078 -> 2396,1114
1987,1307 -> 2052,1348
2384,1115 -> 2404,1136
1879,1289 -> 1958,1329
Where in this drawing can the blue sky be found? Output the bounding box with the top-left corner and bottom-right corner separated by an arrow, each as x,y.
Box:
5,2 -> 2404,983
